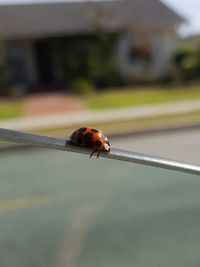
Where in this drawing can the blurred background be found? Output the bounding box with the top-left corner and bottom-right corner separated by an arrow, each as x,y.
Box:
0,0 -> 200,266
0,0 -> 200,144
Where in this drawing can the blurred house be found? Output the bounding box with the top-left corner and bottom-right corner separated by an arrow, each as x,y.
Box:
0,0 -> 184,92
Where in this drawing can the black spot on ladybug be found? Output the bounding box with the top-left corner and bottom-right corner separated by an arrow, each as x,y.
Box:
79,127 -> 87,133
85,132 -> 93,140
77,136 -> 83,145
91,129 -> 98,133
85,132 -> 93,147
86,141 -> 93,147
95,140 -> 102,146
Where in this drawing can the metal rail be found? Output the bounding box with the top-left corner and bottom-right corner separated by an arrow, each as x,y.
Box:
0,128 -> 200,176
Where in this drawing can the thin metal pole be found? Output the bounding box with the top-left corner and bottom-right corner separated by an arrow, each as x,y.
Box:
0,128 -> 200,176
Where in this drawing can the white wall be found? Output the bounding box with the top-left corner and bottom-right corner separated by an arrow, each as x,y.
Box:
117,30 -> 179,81
151,31 -> 178,79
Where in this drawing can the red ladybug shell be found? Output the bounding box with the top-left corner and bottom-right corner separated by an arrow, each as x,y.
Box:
69,127 -> 110,158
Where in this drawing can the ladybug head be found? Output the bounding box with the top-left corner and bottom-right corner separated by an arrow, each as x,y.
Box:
103,140 -> 111,154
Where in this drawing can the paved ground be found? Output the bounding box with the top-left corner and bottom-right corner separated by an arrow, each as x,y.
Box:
112,127 -> 200,165
24,93 -> 86,116
0,129 -> 200,267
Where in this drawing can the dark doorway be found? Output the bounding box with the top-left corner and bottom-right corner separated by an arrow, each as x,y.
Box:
34,40 -> 55,88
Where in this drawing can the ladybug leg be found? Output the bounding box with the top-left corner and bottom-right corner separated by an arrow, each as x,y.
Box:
96,151 -> 101,159
90,150 -> 97,158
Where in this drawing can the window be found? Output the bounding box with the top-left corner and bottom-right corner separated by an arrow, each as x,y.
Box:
129,41 -> 151,63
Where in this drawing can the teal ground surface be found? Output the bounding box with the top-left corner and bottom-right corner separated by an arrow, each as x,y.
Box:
0,149 -> 200,267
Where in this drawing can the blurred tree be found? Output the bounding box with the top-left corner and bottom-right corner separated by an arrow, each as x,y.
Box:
173,41 -> 200,81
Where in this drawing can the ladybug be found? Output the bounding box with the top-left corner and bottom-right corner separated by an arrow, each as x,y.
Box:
69,127 -> 110,158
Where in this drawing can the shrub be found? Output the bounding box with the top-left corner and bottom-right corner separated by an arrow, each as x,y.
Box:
173,43 -> 200,81
72,78 -> 95,95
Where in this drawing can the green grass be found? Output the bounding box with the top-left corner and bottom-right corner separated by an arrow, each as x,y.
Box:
0,101 -> 23,119
86,84 -> 200,109
1,84 -> 200,119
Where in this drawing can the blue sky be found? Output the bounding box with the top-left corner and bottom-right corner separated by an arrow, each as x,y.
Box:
0,0 -> 199,36
160,0 -> 200,36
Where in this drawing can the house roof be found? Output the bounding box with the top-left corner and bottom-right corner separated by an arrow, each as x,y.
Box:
0,0 -> 185,39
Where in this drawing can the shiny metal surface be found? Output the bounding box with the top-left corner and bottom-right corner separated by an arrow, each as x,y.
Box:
0,128 -> 200,176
